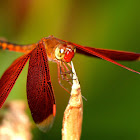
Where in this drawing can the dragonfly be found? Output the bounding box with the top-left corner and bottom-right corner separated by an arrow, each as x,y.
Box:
0,35 -> 140,132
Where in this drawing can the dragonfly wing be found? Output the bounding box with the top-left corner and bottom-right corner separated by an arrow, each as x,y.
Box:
0,53 -> 30,108
27,43 -> 56,132
75,44 -> 140,74
76,46 -> 140,61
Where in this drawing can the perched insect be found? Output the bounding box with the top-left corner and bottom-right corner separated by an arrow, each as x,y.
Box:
0,35 -> 140,132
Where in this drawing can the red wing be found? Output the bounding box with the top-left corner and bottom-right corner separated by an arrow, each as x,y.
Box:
53,36 -> 140,61
27,43 -> 56,132
75,44 -> 140,74
76,46 -> 140,61
0,53 -> 30,108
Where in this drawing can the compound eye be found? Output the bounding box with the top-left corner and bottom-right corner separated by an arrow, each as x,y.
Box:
55,46 -> 65,60
64,49 -> 75,62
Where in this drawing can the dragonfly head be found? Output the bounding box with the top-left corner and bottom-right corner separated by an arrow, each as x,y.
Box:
55,44 -> 76,62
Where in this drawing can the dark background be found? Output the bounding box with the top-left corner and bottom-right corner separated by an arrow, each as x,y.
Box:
0,0 -> 140,139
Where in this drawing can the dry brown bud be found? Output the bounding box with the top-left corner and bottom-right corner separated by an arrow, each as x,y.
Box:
62,62 -> 83,140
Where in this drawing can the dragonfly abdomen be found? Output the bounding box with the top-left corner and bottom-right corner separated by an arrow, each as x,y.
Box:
0,40 -> 35,53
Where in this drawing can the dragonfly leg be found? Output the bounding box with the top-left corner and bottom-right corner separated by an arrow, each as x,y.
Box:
61,62 -> 75,82
60,62 -> 72,85
61,62 -> 74,80
57,61 -> 70,93
62,62 -> 72,75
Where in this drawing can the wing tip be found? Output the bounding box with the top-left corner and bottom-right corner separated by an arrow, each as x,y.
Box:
36,114 -> 55,132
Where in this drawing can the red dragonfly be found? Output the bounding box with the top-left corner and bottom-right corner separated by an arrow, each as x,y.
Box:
0,35 -> 140,132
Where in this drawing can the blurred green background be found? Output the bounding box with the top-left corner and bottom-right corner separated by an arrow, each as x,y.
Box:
0,0 -> 140,140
